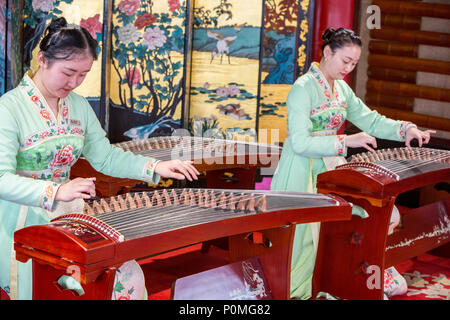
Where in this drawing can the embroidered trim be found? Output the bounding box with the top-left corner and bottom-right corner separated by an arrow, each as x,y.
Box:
17,167 -> 71,183
336,135 -> 346,157
142,158 -> 160,183
40,182 -> 60,211
18,74 -> 69,127
310,130 -> 337,137
308,62 -> 339,101
310,100 -> 347,117
20,125 -> 85,150
398,121 -> 417,141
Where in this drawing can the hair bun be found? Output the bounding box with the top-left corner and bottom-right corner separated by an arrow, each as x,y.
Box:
322,27 -> 336,42
46,17 -> 68,35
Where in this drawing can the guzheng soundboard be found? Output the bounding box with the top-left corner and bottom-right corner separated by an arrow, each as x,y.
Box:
318,147 -> 450,202
70,136 -> 283,196
14,189 -> 350,288
313,147 -> 450,300
113,136 -> 282,171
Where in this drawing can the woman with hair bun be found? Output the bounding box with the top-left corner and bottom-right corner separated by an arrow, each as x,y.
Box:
271,27 -> 434,300
0,17 -> 199,300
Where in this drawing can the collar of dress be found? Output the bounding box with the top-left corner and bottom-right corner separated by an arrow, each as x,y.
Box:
308,62 -> 339,101
18,73 -> 70,128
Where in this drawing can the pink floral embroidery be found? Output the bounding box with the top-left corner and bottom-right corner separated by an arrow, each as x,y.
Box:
309,63 -> 340,101
71,127 -> 82,135
336,135 -> 346,157
49,145 -> 75,167
398,121 -> 416,141
326,113 -> 343,130
384,269 -> 395,291
39,131 -> 50,139
40,110 -> 51,121
52,168 -> 63,179
20,126 -> 85,149
62,106 -> 69,118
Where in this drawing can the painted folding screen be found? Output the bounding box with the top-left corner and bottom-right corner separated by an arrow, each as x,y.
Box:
259,0 -> 314,145
109,0 -> 314,146
17,0 -> 314,148
189,0 -> 314,146
108,0 -> 192,143
188,0 -> 263,142
0,0 -> 22,95
0,0 -> 6,95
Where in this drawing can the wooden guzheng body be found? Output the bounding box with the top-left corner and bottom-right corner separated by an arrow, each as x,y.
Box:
313,147 -> 450,300
14,188 -> 351,300
70,136 -> 283,196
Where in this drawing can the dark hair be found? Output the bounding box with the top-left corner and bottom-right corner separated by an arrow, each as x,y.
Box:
321,27 -> 362,54
39,17 -> 98,63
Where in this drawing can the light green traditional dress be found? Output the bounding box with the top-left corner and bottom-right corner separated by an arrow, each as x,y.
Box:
0,73 -> 161,300
271,62 -> 414,299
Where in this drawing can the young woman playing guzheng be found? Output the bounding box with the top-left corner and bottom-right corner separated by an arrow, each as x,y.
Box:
0,17 -> 199,300
270,27 -> 435,300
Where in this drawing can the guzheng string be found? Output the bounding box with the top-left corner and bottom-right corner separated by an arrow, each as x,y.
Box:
115,136 -> 281,160
85,189 -> 333,239
351,148 -> 449,174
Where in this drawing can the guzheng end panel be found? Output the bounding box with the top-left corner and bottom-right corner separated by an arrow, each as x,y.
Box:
14,220 -> 115,266
316,166 -> 394,198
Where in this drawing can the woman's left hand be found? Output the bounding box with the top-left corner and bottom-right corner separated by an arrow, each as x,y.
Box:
405,127 -> 435,148
154,160 -> 200,181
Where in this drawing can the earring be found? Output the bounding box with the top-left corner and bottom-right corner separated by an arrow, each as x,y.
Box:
324,56 -> 328,61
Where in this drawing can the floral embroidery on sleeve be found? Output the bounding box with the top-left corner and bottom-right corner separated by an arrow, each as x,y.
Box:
398,121 -> 417,141
40,182 -> 60,211
335,134 -> 347,157
142,158 -> 160,184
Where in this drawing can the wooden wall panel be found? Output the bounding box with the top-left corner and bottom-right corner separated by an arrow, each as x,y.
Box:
362,0 -> 450,140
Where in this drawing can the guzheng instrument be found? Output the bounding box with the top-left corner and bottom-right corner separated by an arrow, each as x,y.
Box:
14,188 -> 351,300
113,136 -> 282,171
70,136 -> 283,196
313,147 -> 450,300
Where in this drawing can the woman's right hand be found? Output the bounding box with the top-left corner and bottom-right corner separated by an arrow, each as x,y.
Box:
345,132 -> 377,153
154,160 -> 200,182
55,177 -> 96,202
